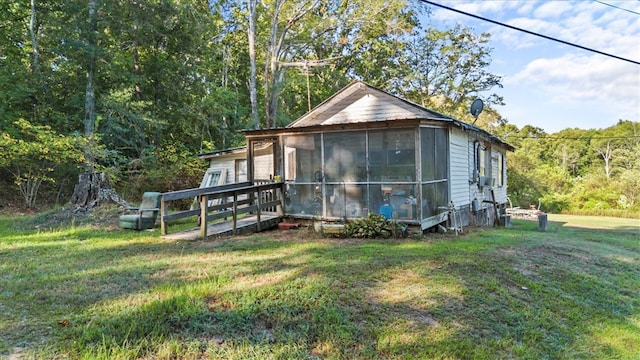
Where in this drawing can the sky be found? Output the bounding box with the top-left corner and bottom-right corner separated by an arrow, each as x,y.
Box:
424,0 -> 640,134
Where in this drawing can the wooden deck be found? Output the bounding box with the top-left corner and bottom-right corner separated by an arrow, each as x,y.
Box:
163,214 -> 281,241
159,181 -> 284,240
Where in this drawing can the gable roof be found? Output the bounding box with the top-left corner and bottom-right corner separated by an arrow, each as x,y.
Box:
198,146 -> 245,161
245,80 -> 513,151
288,80 -> 451,127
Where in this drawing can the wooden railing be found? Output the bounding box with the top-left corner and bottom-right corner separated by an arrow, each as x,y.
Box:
160,181 -> 284,237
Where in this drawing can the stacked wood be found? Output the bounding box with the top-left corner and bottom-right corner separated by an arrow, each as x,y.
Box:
506,207 -> 543,220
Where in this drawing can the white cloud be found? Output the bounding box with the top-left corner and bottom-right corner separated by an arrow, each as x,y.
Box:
508,54 -> 639,117
425,0 -> 640,129
533,1 -> 573,19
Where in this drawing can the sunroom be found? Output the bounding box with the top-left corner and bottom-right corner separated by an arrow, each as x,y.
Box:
273,125 -> 450,229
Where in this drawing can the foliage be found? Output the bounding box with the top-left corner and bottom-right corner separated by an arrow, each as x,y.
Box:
502,121 -> 640,217
392,24 -> 504,124
0,215 -> 638,358
0,0 -> 636,218
243,0 -> 421,127
118,143 -> 204,205
344,213 -> 406,238
0,119 -> 87,208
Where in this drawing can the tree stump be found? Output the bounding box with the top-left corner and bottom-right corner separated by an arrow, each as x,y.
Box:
71,172 -> 129,212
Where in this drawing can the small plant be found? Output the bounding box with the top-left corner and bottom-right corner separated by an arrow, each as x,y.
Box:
344,213 -> 406,238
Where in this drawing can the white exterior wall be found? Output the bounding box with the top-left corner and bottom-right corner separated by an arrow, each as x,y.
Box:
462,141 -> 509,210
202,153 -> 247,187
468,137 -> 486,208
449,128 -> 471,208
449,128 -> 510,209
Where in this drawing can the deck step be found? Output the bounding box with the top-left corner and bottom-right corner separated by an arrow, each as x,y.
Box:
278,223 -> 300,230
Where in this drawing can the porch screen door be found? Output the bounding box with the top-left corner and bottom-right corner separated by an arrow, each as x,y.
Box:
249,138 -> 277,183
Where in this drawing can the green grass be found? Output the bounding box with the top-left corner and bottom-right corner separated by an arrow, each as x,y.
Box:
0,214 -> 638,359
549,213 -> 640,233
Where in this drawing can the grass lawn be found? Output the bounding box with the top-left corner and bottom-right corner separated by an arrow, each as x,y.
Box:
0,212 -> 638,359
549,213 -> 640,232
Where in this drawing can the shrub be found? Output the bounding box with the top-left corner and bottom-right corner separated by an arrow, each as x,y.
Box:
344,213 -> 406,239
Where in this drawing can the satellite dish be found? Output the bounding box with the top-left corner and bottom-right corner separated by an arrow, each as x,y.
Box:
470,98 -> 484,121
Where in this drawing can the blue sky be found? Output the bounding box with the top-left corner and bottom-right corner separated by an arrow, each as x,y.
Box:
425,0 -> 640,134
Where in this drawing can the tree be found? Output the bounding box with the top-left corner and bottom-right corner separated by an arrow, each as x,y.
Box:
591,121 -> 638,179
240,0 -> 420,128
84,0 -> 98,168
391,25 -> 504,124
0,119 -> 86,208
246,0 -> 259,129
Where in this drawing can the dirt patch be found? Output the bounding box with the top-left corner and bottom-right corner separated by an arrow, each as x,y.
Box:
8,204 -> 122,231
206,296 -> 236,312
497,244 -> 596,279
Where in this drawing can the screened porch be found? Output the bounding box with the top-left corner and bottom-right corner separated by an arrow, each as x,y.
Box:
278,126 -> 450,228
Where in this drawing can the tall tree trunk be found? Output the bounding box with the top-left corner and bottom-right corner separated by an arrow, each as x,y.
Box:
263,0 -> 284,129
133,18 -> 142,100
247,0 -> 259,129
262,0 -> 317,128
84,0 -> 98,170
29,0 -> 39,73
72,0 -> 127,211
598,141 -> 612,179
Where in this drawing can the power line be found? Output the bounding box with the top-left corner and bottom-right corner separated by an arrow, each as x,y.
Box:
503,135 -> 640,140
592,0 -> 640,16
421,0 -> 640,66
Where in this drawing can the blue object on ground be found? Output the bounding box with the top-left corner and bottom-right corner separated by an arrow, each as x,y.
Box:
379,203 -> 393,219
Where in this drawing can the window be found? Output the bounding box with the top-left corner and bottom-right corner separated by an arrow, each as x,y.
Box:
420,127 -> 449,221
284,134 -> 321,182
421,127 -> 448,182
203,168 -> 225,187
370,129 -> 415,182
478,147 -> 486,176
283,134 -> 323,216
498,153 -> 505,187
235,159 -> 247,183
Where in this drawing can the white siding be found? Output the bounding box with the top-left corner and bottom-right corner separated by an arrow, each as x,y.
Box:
204,152 -> 247,185
468,139 -> 486,208
291,83 -> 438,127
322,94 -> 430,125
449,128 -> 470,207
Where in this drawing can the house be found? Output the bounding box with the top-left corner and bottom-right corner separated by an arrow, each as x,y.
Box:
198,147 -> 246,188
200,81 -> 514,231
197,141 -> 273,186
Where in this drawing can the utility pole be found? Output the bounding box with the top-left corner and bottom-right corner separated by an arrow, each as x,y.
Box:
279,57 -> 341,112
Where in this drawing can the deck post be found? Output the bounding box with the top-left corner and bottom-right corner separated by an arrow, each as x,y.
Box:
232,192 -> 238,234
278,182 -> 285,216
256,186 -> 262,232
160,194 -> 167,235
200,194 -> 208,238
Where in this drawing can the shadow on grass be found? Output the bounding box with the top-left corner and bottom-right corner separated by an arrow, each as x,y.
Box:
2,222 -> 639,359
